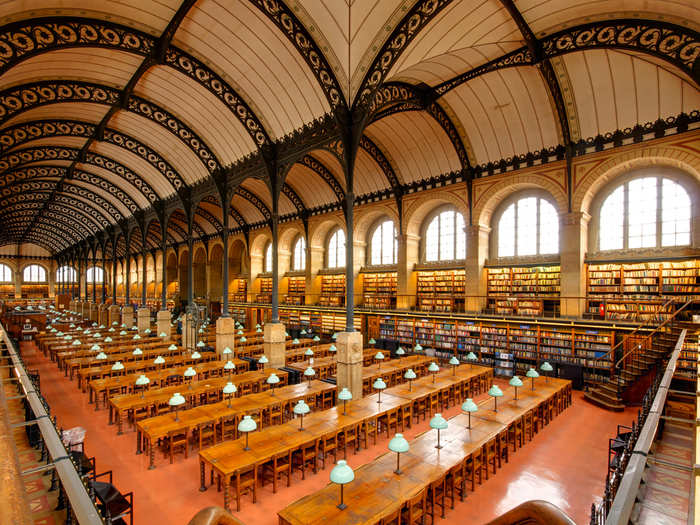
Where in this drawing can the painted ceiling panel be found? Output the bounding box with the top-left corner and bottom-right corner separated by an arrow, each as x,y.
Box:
0,103 -> 110,130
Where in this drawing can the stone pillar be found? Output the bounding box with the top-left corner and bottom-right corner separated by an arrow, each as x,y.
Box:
157,310 -> 171,341
465,224 -> 491,313
396,233 -> 419,310
81,302 -> 90,319
336,331 -> 363,400
263,322 -> 286,370
122,305 -> 134,328
108,305 -> 121,326
560,211 -> 590,318
90,303 -> 99,323
216,317 -> 236,360
137,307 -> 150,334
99,304 -> 109,325
69,300 -> 75,312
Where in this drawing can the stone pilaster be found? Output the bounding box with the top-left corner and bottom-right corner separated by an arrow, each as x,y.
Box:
263,322 -> 286,369
108,305 -> 121,326
137,307 -> 150,334
465,224 -> 491,313
89,303 -> 99,323
81,302 -> 90,319
560,211 -> 591,318
336,331 -> 363,400
156,310 -> 171,341
99,304 -> 109,325
216,317 -> 236,360
121,305 -> 134,328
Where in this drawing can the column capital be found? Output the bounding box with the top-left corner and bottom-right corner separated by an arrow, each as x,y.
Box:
397,232 -> 421,243
466,223 -> 491,235
559,211 -> 591,226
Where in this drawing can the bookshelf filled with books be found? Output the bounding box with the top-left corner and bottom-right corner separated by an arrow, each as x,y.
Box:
362,272 -> 397,309
231,279 -> 247,302
486,264 -> 560,316
285,277 -> 305,305
0,284 -> 15,298
416,269 -> 465,312
319,274 -> 345,306
256,277 -> 272,303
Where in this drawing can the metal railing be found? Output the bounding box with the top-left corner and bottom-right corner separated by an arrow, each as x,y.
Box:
0,322 -> 104,525
590,328 -> 687,525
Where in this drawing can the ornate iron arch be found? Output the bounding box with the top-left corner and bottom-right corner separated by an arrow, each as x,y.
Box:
358,135 -> 402,190
298,154 -> 345,202
194,207 -> 223,233
234,186 -> 271,221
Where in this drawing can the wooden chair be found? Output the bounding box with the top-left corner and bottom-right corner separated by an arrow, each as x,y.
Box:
233,464 -> 257,511
399,404 -> 412,431
428,392 -> 440,417
403,488 -> 428,525
192,421 -> 217,450
380,507 -> 401,525
379,408 -> 399,438
523,410 -> 535,442
447,460 -> 467,507
509,417 -> 524,452
497,428 -> 509,468
339,425 -> 358,458
483,439 -> 497,480
292,439 -> 317,480
165,428 -> 188,464
266,402 -> 284,426
260,450 -> 291,494
465,449 -> 483,491
319,431 -> 338,469
322,389 -> 335,409
428,474 -> 447,521
413,398 -> 428,423
219,414 -> 237,441
360,416 -> 378,449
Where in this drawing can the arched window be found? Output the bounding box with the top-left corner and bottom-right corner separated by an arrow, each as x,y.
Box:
24,265 -> 47,283
424,208 -> 466,262
56,266 -> 77,282
264,242 -> 272,272
599,176 -> 691,250
370,219 -> 397,265
327,229 -> 346,268
497,197 -> 559,257
292,237 -> 306,271
87,266 -> 104,283
0,264 -> 12,282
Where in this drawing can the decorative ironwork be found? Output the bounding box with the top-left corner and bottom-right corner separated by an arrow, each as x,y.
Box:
299,154 -> 344,202
368,83 -> 422,117
249,0 -> 345,111
425,102 -> 470,169
276,113 -> 341,163
194,207 -> 223,233
234,186 -> 271,220
281,184 -> 305,214
359,135 -> 401,190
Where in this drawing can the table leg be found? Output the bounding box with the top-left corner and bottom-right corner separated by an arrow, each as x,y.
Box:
117,412 -> 123,435
223,477 -> 230,511
199,460 -> 207,492
136,430 -> 142,455
148,441 -> 155,469
88,388 -> 93,404
108,405 -> 113,424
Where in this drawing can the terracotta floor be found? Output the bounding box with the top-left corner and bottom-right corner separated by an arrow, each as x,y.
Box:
23,342 -> 638,525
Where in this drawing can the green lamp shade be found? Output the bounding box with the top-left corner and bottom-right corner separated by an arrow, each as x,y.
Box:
65,335 -> 72,340
256,328 -> 262,333
237,330 -> 244,335
108,327 -> 115,332
91,344 -> 101,351
69,323 -> 75,328
540,361 -> 554,372
56,331 -> 63,336
197,341 -> 205,348
145,329 -> 151,334
285,332 -> 290,337
255,323 -> 261,329
304,367 -> 316,377
51,328 -> 57,333
375,351 -> 384,360
135,375 -> 150,386
184,367 -> 197,377
133,334 -> 141,340
266,373 -> 280,385
191,351 -> 202,359
388,433 -> 409,453
223,382 -> 237,395
293,338 -> 300,344
305,348 -> 314,356
168,344 -> 178,350
293,400 -> 310,415
329,344 -> 337,352
72,339 -> 81,346
449,356 -> 460,366
428,362 -> 440,373
338,387 -> 352,401
93,333 -> 101,338
488,385 -> 504,397
132,348 -> 143,355
223,347 -> 232,355
132,325 -> 138,331
121,323 -> 127,328
104,337 -> 113,342
414,343 -> 423,351
240,336 -> 247,342
462,399 -> 478,412
111,361 -> 124,371
330,460 -> 354,485
238,414 -> 257,432
332,333 -> 338,340
224,360 -> 236,370
76,326 -> 83,331
99,325 -> 105,329
169,393 -> 186,407
112,321 -> 118,326
429,413 -> 448,430
404,369 -> 417,380
300,329 -> 307,335
96,352 -> 107,360
373,378 -> 387,390
369,338 -> 376,344
313,335 -> 320,342
154,356 -> 165,364
396,347 -> 405,356
119,330 -> 127,336
526,368 -> 540,378
466,352 -> 478,361
198,327 -> 204,334
258,355 -> 269,364
509,376 -> 523,388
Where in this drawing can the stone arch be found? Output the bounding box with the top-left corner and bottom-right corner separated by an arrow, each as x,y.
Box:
404,189 -> 469,239
355,204 -> 400,243
308,214 -> 345,250
193,245 -> 207,299
165,250 -> 178,302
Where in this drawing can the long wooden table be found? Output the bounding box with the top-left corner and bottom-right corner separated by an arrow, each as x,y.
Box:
286,350 -> 379,378
65,346 -> 187,380
137,380 -> 336,468
278,377 -> 571,524
108,368 -> 289,434
54,337 -> 168,365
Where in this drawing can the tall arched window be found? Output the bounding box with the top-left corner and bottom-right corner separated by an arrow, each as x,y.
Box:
87,266 -> 104,283
24,265 -> 47,282
0,264 -> 12,282
424,208 -> 466,262
264,242 -> 272,272
327,229 -> 346,268
599,176 -> 691,250
497,197 -> 559,257
370,219 -> 397,265
56,266 -> 77,282
292,237 -> 306,271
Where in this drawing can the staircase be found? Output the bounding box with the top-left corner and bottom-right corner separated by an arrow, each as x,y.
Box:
584,300 -> 694,411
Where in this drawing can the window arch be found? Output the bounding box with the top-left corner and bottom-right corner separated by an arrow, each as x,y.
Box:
424,207 -> 466,262
87,266 -> 104,283
370,219 -> 397,265
0,264 -> 12,282
497,196 -> 559,257
24,265 -> 47,283
56,266 -> 77,283
327,228 -> 346,268
264,242 -> 272,273
599,175 -> 691,251
292,236 -> 306,271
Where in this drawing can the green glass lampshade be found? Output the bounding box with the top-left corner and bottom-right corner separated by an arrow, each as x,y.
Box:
237,330 -> 244,335
132,325 -> 139,331
449,356 -> 460,366
112,321 -> 118,326
224,360 -> 236,371
462,399 -> 478,412
183,367 -> 197,377
375,351 -> 384,360
258,355 -> 269,365
428,362 -> 440,373
369,338 -> 376,345
526,368 -> 540,378
121,323 -> 127,328
76,326 -> 83,332
196,341 -> 205,348
56,331 -> 63,336
388,433 -> 409,453
222,382 -> 237,395
488,385 -> 504,397
132,348 -> 143,355
104,336 -> 113,342
330,459 -> 354,485
338,387 -> 352,401
153,356 -> 165,365
293,400 -> 310,415
222,347 -> 232,355
256,327 -> 262,333
329,344 -> 337,352
240,336 -> 247,342
285,331 -> 289,337
429,413 -> 448,430
266,373 -> 280,385
198,327 -> 204,334
191,351 -> 202,359
69,323 -> 75,328
72,340 -> 81,346
396,347 -> 405,356
238,414 -> 257,432
159,332 -> 167,338
305,348 -> 314,356
414,343 -> 423,351
95,352 -> 107,360
168,344 -> 177,350
300,329 -> 307,335
332,332 -> 338,340
135,375 -> 150,387
108,327 -> 115,332
293,338 -> 299,344
145,329 -> 151,334
50,328 -> 57,333
304,367 -> 316,378
65,335 -> 72,340
373,378 -> 387,390
255,323 -> 261,329
313,335 -> 321,342
509,376 -> 523,388
91,344 -> 101,351
466,352 -> 477,361
540,361 -> 554,372
111,361 -> 124,371
404,369 -> 416,380
119,330 -> 127,336
93,333 -> 101,338
133,334 -> 141,340
99,325 -> 105,329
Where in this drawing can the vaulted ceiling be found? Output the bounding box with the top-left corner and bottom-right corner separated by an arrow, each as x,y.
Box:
0,0 -> 697,257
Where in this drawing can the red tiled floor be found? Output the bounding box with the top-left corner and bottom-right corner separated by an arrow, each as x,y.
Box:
23,342 -> 637,525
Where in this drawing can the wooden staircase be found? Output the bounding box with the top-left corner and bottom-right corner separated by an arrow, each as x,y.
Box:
584,301 -> 695,411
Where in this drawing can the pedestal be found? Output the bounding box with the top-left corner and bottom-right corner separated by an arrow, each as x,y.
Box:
99,304 -> 109,325
216,317 -> 236,360
89,303 -> 99,323
108,305 -> 121,326
122,306 -> 134,328
157,310 -> 171,341
336,331 -> 364,400
69,300 -> 76,312
137,307 -> 150,334
263,322 -> 286,370
81,302 -> 90,319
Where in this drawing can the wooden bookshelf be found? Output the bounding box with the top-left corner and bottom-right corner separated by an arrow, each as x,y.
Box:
0,284 -> 15,298
285,277 -> 305,305
486,264 -> 560,316
21,284 -> 48,298
319,274 -> 345,306
231,279 -> 247,302
416,269 -> 465,312
256,277 -> 272,303
363,272 -> 397,309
